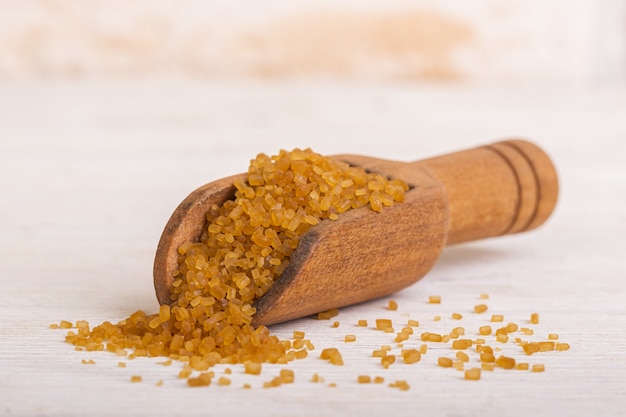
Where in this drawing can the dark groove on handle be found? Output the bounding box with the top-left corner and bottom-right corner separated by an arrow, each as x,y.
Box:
483,144 -> 523,236
500,141 -> 542,233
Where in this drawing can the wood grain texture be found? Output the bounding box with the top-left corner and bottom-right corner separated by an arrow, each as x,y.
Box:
417,139 -> 559,244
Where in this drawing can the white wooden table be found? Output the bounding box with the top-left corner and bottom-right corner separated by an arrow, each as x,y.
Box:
1,80 -> 625,417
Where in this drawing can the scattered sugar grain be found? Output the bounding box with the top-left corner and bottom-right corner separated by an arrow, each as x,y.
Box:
523,343 -> 540,355
317,309 -> 340,320
280,369 -> 295,384
496,334 -> 509,343
438,357 -> 453,368
450,327 -> 465,338
481,363 -> 495,371
218,377 -> 231,386
506,323 -> 519,333
465,368 -> 481,381
479,326 -> 492,335
244,361 -> 262,375
357,375 -> 371,384
389,380 -> 410,391
495,355 -> 516,369
480,353 -> 496,363
381,355 -> 396,369
59,320 -> 73,329
452,339 -> 472,350
402,349 -> 421,364
311,373 -> 325,383
395,331 -> 409,343
474,304 -> 488,314
428,296 -> 441,304
372,349 -> 387,358
375,319 -> 393,331
530,313 -> 540,324
421,332 -> 443,342
293,349 -> 308,359
320,348 -> 344,366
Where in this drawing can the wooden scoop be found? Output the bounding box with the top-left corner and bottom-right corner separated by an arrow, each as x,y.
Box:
154,139 -> 558,326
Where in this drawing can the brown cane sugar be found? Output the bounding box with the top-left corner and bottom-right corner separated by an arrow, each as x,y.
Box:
381,354 -> 396,369
62,148 -> 405,379
320,348 -> 344,366
474,304 -> 488,314
55,147 -> 572,390
58,294 -> 573,389
464,368 -> 481,381
428,296 -> 441,304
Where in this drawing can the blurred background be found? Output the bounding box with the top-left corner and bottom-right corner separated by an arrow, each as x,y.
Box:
1,0 -> 624,84
1,0 -> 624,284
1,4 -> 626,416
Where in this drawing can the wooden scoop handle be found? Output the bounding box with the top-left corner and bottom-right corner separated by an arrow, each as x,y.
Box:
415,139 -> 559,244
154,139 -> 558,326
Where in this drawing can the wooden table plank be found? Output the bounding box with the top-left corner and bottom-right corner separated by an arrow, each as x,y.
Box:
1,80 -> 625,417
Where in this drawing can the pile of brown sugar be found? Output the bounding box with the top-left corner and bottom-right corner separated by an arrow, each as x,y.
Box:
59,148 -> 407,381
54,148 -> 570,388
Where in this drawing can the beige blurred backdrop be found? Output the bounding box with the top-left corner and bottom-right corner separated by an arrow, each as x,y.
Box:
1,0 -> 624,84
